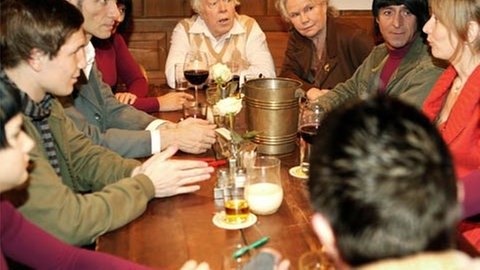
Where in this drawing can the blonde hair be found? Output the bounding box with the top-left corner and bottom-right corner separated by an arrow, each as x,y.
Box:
275,0 -> 337,22
190,0 -> 241,14
430,0 -> 480,61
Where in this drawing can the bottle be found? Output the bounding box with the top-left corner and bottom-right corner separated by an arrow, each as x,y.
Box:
214,168 -> 229,199
234,169 -> 246,188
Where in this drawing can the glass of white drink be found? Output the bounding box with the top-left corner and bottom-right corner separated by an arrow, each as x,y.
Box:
245,156 -> 283,215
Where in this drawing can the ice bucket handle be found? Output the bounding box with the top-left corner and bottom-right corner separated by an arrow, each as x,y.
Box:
295,88 -> 305,99
295,88 -> 306,106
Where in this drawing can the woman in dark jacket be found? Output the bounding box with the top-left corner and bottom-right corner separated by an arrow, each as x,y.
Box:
275,0 -> 374,91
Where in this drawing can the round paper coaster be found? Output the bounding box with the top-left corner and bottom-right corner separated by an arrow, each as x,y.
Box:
289,166 -> 308,179
212,211 -> 257,230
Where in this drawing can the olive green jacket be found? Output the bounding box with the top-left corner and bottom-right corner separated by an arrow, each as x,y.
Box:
19,99 -> 155,246
316,35 -> 445,111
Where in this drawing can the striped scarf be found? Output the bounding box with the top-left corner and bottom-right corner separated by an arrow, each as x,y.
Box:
1,67 -> 61,175
20,92 -> 61,175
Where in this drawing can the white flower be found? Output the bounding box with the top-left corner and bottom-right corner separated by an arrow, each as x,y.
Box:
211,63 -> 232,84
215,97 -> 242,116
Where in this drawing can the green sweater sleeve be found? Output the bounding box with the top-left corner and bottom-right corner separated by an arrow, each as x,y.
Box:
316,37 -> 444,111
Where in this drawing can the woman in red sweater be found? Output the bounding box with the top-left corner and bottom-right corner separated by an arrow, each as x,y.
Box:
422,0 -> 480,252
94,0 -> 193,113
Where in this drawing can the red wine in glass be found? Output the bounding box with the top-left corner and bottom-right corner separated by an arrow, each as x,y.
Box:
299,124 -> 319,144
183,51 -> 209,103
184,70 -> 209,85
296,102 -> 324,176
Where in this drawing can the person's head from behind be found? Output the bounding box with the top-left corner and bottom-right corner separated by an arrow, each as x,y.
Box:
372,0 -> 429,49
190,0 -> 240,39
308,96 -> 460,269
66,0 -> 120,40
0,81 -> 35,193
423,0 -> 480,63
0,0 -> 87,100
276,0 -> 338,39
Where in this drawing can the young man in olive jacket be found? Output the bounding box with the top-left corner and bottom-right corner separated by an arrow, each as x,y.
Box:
0,0 -> 213,246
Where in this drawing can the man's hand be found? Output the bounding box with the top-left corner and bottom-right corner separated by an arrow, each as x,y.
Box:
161,118 -> 216,154
132,145 -> 214,197
306,88 -> 329,103
115,92 -> 137,105
158,92 -> 194,112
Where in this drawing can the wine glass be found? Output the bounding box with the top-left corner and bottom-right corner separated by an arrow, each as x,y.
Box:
183,51 -> 209,103
298,101 -> 324,176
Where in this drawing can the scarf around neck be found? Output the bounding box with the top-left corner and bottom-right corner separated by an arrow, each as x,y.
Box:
0,67 -> 62,176
21,92 -> 61,175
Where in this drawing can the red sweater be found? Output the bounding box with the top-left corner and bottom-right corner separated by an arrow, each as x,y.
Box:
0,200 -> 158,269
423,65 -> 480,179
423,65 -> 480,251
95,34 -> 160,113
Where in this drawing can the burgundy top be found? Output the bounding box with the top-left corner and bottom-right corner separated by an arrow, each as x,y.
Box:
0,200 -> 159,270
95,34 -> 160,113
378,43 -> 412,94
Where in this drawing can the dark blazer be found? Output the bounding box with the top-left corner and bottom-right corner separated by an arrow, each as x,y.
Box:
279,16 -> 374,90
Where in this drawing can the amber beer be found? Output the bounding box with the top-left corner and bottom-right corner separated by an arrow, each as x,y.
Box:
224,187 -> 250,224
224,199 -> 249,223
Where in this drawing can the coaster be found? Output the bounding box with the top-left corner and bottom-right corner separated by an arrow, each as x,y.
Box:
289,166 -> 308,179
212,211 -> 257,230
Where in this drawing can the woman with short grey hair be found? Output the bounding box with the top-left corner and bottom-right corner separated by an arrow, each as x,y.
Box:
276,0 -> 373,91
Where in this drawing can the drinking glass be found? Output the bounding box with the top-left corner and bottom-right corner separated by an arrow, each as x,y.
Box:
298,102 -> 324,175
223,243 -> 252,270
245,156 -> 283,215
174,63 -> 188,91
298,250 -> 325,270
182,101 -> 207,120
183,51 -> 209,103
228,60 -> 240,94
223,186 -> 250,224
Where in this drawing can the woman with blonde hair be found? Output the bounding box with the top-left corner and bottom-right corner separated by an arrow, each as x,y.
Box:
422,0 -> 480,252
275,0 -> 374,91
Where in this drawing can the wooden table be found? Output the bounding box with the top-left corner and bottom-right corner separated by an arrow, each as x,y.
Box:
96,86 -> 323,269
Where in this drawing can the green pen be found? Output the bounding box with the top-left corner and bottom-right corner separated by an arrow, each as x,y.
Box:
232,236 -> 270,259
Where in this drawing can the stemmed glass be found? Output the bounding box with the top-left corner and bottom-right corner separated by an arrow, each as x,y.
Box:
297,101 -> 324,176
183,51 -> 209,103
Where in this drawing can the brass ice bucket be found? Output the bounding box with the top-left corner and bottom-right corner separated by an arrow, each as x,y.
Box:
243,78 -> 302,155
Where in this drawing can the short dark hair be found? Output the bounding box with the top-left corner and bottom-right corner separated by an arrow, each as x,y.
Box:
372,0 -> 430,38
117,0 -> 133,34
0,78 -> 22,148
0,0 -> 84,68
308,96 -> 459,266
